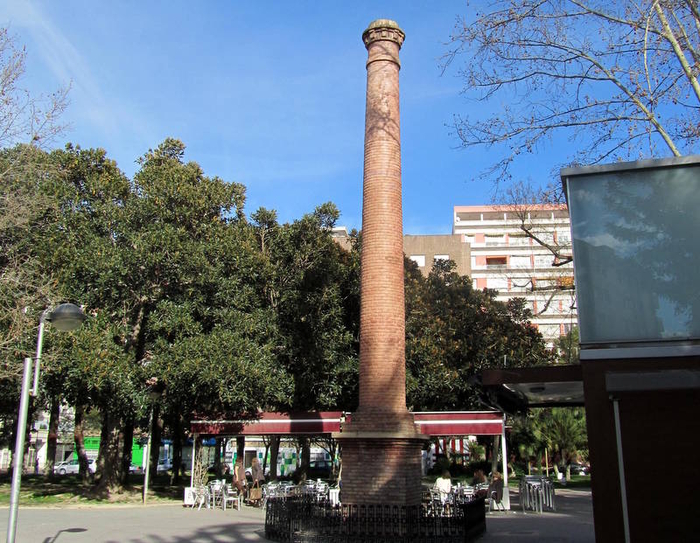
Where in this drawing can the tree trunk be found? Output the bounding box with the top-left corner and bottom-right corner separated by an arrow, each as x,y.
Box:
96,410 -> 122,492
120,419 -> 134,485
171,414 -> 183,484
149,405 -> 161,477
491,435 -> 500,475
44,397 -> 60,479
297,437 -> 310,483
236,436 -> 245,464
73,405 -> 91,486
329,439 -> 339,481
262,436 -> 270,477
269,436 -> 280,481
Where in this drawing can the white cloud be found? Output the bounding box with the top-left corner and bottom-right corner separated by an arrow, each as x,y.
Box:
2,1 -> 155,150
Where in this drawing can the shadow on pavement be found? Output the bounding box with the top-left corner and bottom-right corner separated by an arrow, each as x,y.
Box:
103,522 -> 265,543
43,527 -> 88,543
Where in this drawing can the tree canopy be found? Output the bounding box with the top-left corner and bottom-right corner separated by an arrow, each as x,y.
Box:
406,259 -> 552,411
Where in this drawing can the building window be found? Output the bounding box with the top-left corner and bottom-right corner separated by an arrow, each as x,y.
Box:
486,277 -> 508,290
485,257 -> 507,269
509,235 -> 530,246
409,255 -> 425,267
511,255 -> 531,268
510,282 -> 527,293
534,277 -> 557,288
534,255 -> 553,268
539,232 -> 555,244
543,302 -> 561,315
539,324 -> 560,337
556,229 -> 571,245
434,254 -> 450,262
485,234 -> 505,246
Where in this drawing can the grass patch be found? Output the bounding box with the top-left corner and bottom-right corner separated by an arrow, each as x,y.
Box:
0,473 -> 186,507
553,475 -> 591,489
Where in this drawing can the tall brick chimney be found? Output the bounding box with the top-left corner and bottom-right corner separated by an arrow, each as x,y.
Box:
336,19 -> 425,507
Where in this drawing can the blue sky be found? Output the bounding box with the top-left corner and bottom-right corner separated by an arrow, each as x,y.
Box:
1,1 -> 556,234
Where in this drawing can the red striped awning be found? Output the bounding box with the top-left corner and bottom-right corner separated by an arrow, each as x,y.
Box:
191,411 -> 503,437
190,412 -> 343,436
413,411 -> 504,436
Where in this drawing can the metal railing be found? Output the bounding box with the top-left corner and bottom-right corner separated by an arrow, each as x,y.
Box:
264,495 -> 486,543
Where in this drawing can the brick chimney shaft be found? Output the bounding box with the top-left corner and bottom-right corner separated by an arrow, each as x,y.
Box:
356,20 -> 411,427
335,21 -> 425,507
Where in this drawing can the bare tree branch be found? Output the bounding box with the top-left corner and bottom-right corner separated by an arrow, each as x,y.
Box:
444,0 -> 699,188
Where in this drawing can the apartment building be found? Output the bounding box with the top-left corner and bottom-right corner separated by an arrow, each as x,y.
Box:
332,228 -> 471,278
453,204 -> 576,346
404,234 -> 470,277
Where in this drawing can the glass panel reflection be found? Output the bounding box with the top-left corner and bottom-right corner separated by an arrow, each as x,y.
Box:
568,165 -> 700,345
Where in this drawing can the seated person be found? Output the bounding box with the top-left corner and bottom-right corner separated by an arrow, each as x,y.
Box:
434,470 -> 452,503
472,468 -> 487,486
488,470 -> 504,503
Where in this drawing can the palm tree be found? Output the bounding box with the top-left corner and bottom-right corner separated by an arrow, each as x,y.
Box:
538,408 -> 587,481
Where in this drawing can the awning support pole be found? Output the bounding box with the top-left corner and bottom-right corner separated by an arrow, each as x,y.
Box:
190,433 -> 197,488
501,415 -> 510,510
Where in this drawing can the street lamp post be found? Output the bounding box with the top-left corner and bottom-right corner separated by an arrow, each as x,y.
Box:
6,303 -> 86,543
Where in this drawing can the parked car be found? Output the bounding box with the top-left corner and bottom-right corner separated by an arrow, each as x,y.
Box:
568,462 -> 589,475
54,458 -> 96,475
156,459 -> 172,473
307,460 -> 332,479
129,464 -> 143,474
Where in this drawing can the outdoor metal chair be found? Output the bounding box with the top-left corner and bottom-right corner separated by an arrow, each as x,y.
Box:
209,480 -> 225,509
222,484 -> 242,511
190,485 -> 210,511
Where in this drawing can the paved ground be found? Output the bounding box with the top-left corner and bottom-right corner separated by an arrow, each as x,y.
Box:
481,487 -> 594,542
0,487 -> 594,542
0,504 -> 268,543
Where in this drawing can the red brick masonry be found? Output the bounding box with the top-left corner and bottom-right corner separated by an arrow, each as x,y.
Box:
336,20 -> 425,507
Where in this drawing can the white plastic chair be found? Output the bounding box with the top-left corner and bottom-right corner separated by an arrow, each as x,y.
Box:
222,484 -> 242,511
191,485 -> 210,511
209,480 -> 224,509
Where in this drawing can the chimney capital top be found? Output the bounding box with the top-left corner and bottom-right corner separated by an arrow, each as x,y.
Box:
362,19 -> 405,49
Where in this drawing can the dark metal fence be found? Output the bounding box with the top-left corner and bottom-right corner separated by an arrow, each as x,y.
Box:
264,496 -> 486,543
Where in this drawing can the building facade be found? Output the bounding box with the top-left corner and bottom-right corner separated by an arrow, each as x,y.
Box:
453,204 -> 576,347
404,234 -> 471,277
332,229 -> 471,278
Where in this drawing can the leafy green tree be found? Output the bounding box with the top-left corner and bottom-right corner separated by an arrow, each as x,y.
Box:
34,138 -> 292,490
0,27 -> 70,463
251,203 -> 360,412
406,259 -> 552,411
554,326 -> 580,364
249,204 -> 360,479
